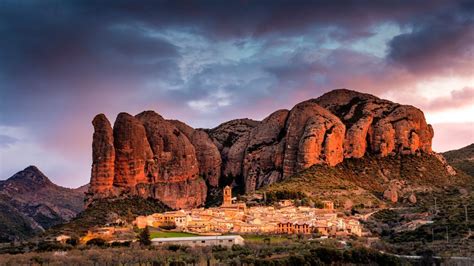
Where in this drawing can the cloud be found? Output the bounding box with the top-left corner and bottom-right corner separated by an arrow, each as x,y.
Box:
422,87 -> 474,111
387,1 -> 474,76
0,135 -> 18,148
188,89 -> 232,112
0,0 -> 472,186
431,122 -> 474,152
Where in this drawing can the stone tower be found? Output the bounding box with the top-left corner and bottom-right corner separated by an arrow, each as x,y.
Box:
223,185 -> 232,206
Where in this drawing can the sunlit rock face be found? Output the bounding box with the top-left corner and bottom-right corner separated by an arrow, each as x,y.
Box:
169,120 -> 222,188
283,101 -> 345,178
113,113 -> 154,188
314,89 -> 433,158
90,114 -> 115,195
87,111 -> 207,209
88,89 -> 434,205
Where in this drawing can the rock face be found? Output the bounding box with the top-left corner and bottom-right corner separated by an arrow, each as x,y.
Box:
113,113 -> 154,188
169,120 -> 222,187
283,101 -> 345,178
88,89 -> 435,206
90,114 -> 115,195
208,119 -> 259,186
243,110 -> 288,193
88,111 -> 207,209
315,89 -> 433,158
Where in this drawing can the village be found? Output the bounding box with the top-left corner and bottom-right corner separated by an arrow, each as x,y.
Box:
77,186 -> 364,246
135,186 -> 362,237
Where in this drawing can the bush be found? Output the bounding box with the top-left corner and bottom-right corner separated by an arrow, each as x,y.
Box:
36,241 -> 71,252
86,238 -> 106,247
159,222 -> 176,230
65,237 -> 79,246
138,227 -> 151,246
167,244 -> 182,252
109,241 -> 131,247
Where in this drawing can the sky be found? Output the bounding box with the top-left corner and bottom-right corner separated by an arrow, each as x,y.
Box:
0,0 -> 473,188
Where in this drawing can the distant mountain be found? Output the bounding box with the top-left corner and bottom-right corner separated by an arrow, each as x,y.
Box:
0,166 -> 86,242
442,144 -> 474,176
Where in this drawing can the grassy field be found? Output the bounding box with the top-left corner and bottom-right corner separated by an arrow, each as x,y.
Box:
242,234 -> 292,244
149,231 -> 197,239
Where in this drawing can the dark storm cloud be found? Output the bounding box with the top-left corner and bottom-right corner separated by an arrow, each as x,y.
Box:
0,0 -> 472,186
387,0 -> 474,75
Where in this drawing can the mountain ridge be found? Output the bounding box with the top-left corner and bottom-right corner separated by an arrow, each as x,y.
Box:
0,166 -> 86,242
87,89 -> 435,209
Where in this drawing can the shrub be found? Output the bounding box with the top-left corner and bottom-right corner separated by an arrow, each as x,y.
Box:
65,237 -> 79,246
36,241 -> 70,252
86,238 -> 106,247
138,227 -> 151,246
159,222 -> 177,230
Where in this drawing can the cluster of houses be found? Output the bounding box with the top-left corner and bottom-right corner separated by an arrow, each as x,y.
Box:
134,186 -> 362,237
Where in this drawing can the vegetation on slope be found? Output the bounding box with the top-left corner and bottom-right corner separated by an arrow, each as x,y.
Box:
0,240 -> 405,265
0,195 -> 40,242
442,143 -> 474,176
45,197 -> 170,237
261,154 -> 470,208
375,187 -> 474,257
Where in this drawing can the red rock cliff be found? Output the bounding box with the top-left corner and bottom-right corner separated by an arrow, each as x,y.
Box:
88,89 -> 434,204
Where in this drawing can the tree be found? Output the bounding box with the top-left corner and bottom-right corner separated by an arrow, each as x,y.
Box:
138,226 -> 151,246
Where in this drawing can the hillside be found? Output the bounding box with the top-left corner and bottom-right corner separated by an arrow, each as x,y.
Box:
260,153 -> 473,256
442,143 -> 474,176
261,154 -> 470,208
0,166 -> 86,242
45,197 -> 170,237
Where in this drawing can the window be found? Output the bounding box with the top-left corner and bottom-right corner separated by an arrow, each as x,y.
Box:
228,240 -> 232,242
201,240 -> 205,243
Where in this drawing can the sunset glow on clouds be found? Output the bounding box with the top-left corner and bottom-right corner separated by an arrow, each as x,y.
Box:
0,1 -> 473,187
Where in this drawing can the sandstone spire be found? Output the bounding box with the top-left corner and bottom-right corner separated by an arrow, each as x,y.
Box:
90,114 -> 115,195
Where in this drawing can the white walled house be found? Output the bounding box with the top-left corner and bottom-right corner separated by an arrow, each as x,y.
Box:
151,235 -> 244,247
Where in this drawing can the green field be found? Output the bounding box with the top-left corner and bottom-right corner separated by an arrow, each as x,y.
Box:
150,231 -> 197,239
242,234 -> 291,244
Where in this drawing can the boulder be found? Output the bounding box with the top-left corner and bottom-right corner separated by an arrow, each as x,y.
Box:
408,193 -> 417,204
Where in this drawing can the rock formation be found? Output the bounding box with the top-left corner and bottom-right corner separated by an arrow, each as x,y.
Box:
113,113 -> 154,188
169,120 -> 222,187
283,101 -> 345,178
90,114 -> 115,195
88,89 -> 435,207
243,110 -> 288,193
314,89 -> 433,158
